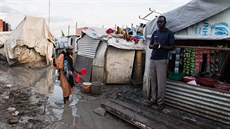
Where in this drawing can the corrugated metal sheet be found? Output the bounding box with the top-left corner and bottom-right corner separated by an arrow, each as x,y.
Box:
165,81 -> 230,125
77,35 -> 100,59
74,55 -> 93,82
105,46 -> 135,84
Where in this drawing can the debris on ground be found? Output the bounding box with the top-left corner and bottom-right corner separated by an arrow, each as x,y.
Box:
102,89 -> 230,129
93,107 -> 106,116
0,83 -> 52,129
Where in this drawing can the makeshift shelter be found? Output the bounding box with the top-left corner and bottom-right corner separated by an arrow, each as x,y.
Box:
105,38 -> 145,84
3,16 -> 54,67
144,0 -> 230,125
75,28 -> 106,82
75,27 -> 146,83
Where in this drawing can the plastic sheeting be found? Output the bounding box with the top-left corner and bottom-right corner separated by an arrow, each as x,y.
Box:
82,27 -> 107,39
107,37 -> 146,50
175,8 -> 230,40
143,0 -> 230,97
3,16 -> 54,67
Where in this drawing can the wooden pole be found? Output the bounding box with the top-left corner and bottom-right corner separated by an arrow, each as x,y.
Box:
175,45 -> 230,51
134,51 -> 143,82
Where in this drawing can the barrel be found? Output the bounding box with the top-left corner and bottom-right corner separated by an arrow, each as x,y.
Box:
91,82 -> 103,95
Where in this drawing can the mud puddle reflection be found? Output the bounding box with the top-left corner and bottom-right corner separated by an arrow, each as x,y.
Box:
47,72 -> 80,129
0,64 -> 53,95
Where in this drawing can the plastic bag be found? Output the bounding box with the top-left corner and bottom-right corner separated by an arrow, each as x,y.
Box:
79,68 -> 86,75
74,73 -> 80,83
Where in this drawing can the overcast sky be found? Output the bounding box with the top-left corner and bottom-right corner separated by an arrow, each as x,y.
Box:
0,0 -> 191,37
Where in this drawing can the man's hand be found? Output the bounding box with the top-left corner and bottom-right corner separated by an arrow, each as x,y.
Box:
153,43 -> 159,48
149,43 -> 160,49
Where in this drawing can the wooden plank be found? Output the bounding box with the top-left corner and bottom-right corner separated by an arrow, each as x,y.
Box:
175,45 -> 230,51
102,99 -> 203,129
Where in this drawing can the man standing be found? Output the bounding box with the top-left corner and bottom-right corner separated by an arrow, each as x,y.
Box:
149,16 -> 175,110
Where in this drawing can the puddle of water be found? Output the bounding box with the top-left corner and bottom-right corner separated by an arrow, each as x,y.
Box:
47,73 -> 80,128
0,64 -> 53,96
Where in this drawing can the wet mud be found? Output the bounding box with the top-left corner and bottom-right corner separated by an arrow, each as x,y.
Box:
0,62 -> 137,129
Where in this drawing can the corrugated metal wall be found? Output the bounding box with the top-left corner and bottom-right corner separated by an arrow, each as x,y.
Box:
165,81 -> 230,125
77,35 -> 100,59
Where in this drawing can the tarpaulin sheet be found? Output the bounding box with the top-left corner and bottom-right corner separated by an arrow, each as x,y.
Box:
82,27 -> 107,40
108,37 -> 146,50
3,16 -> 54,67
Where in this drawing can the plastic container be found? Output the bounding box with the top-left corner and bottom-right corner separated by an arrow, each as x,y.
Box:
81,82 -> 91,93
91,82 -> 103,95
168,71 -> 183,81
183,76 -> 195,83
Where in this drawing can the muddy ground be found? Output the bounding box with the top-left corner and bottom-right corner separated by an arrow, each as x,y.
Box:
0,62 -> 137,129
1,61 -> 228,129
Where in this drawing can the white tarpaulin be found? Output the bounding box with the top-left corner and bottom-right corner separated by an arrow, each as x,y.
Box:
175,8 -> 230,40
4,16 -> 54,67
143,0 -> 230,97
108,37 -> 146,50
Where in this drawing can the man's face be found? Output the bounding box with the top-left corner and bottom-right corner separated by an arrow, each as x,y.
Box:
157,17 -> 166,29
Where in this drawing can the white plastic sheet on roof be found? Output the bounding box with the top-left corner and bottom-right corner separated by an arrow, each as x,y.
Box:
82,27 -> 107,39
175,8 -> 230,40
107,37 -> 146,50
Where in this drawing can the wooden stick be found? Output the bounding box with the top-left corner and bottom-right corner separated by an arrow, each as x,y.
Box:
175,45 -> 230,51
